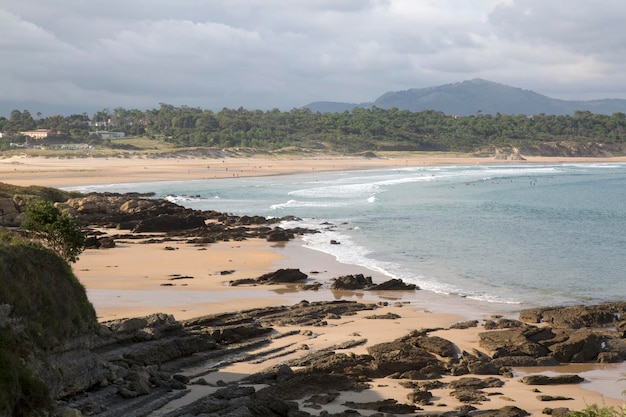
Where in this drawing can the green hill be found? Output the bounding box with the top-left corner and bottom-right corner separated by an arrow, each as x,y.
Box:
306,78 -> 626,115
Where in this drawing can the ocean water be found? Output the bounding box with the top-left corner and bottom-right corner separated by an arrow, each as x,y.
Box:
72,163 -> 626,309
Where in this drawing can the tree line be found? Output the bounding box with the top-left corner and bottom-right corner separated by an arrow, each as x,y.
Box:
2,105 -> 625,153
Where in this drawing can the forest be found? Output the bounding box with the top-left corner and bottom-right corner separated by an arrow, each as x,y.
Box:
1,104 -> 625,153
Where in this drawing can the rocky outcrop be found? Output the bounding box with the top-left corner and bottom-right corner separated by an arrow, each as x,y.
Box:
0,197 -> 24,226
330,274 -> 373,290
519,302 -> 626,328
256,268 -> 308,284
368,278 -> 418,291
229,268 -> 308,286
28,297 -> 617,416
0,189 -> 316,244
51,301 -> 382,416
330,274 -> 419,291
519,141 -> 626,158
59,193 -> 319,247
476,309 -> 626,370
520,374 -> 584,385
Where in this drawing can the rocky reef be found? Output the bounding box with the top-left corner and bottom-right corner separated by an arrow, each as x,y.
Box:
17,299 -> 626,417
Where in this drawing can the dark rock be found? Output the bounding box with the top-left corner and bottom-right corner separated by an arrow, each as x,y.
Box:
365,313 -> 401,320
449,377 -> 504,389
484,318 -> 526,330
305,391 -> 340,405
548,330 -> 601,362
133,214 -> 207,233
520,374 -> 584,385
450,320 -> 479,329
260,373 -> 369,401
520,303 -> 626,329
368,278 -> 418,291
343,399 -> 418,414
450,388 -> 488,403
536,395 -> 574,401
542,407 -> 571,416
479,328 -> 550,358
491,355 -> 559,367
266,228 -> 294,242
213,385 -> 256,399
83,235 -> 116,249
98,236 -> 116,248
473,406 -> 530,417
229,278 -> 258,286
465,359 -> 502,375
330,274 -> 373,290
256,268 -> 308,284
367,340 -> 441,377
237,215 -> 268,225
415,335 -> 458,358
172,374 -> 190,384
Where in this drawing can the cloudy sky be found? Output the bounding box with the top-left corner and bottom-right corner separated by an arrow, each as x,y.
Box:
1,0 -> 625,115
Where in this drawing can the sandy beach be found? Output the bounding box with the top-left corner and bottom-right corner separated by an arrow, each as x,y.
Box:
4,153 -> 626,415
3,153 -> 626,188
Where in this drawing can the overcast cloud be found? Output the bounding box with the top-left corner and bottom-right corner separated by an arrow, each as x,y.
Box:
2,0 -> 626,115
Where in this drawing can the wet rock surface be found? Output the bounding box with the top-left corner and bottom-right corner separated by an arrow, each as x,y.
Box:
39,295 -> 626,417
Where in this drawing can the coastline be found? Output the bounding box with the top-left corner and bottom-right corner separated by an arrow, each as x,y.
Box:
5,153 -> 626,414
3,153 -> 626,188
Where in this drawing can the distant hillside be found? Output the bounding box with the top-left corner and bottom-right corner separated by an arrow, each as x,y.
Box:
305,79 -> 626,116
305,101 -> 373,113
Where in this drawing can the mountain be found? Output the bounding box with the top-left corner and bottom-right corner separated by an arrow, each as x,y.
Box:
305,79 -> 626,116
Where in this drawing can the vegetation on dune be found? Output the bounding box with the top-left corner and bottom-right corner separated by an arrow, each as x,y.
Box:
1,105 -> 626,155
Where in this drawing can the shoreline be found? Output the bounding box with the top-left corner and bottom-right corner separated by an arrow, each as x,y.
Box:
6,153 -> 626,414
3,153 -> 626,188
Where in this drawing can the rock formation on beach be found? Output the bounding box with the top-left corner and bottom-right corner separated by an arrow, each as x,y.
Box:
3,186 -> 626,416
10,293 -> 626,417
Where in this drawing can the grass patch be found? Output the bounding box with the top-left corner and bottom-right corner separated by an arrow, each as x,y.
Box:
0,230 -> 97,346
0,183 -> 83,202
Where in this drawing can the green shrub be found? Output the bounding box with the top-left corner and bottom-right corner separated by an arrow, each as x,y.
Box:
569,404 -> 626,417
22,200 -> 85,263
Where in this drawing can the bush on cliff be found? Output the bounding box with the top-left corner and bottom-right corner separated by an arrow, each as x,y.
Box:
22,200 -> 85,263
0,229 -> 97,416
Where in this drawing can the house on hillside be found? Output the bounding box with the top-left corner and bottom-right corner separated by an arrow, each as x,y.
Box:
20,129 -> 58,139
